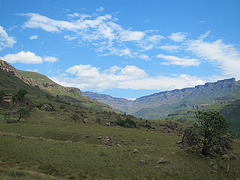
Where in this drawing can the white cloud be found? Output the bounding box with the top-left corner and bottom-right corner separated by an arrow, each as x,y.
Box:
158,45 -> 179,51
138,54 -> 150,60
147,35 -> 164,43
20,13 -> 153,58
1,51 -> 58,64
29,35 -> 38,40
187,38 -> 240,78
0,26 -> 16,50
43,56 -> 58,62
120,30 -> 145,41
51,64 -> 205,91
67,13 -> 80,18
156,54 -> 200,67
169,32 -> 186,42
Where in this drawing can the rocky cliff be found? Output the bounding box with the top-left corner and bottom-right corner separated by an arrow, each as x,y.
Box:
83,78 -> 240,115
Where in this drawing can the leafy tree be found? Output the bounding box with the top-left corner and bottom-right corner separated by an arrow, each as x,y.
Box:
17,106 -> 30,121
181,111 -> 231,156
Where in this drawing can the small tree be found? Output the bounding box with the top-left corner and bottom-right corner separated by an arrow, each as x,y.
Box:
17,106 -> 30,121
17,89 -> 28,100
71,113 -> 80,123
181,111 -> 231,156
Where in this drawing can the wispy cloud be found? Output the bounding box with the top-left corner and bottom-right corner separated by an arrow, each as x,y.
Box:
158,45 -> 179,51
0,25 -> 16,50
156,54 -> 200,67
1,51 -> 58,64
29,35 -> 38,40
20,13 -> 163,59
187,38 -> 240,78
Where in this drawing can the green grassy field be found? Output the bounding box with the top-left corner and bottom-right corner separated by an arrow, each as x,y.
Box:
0,117 -> 239,179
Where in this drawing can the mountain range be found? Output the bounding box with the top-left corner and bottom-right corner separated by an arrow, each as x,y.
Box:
1,59 -> 240,132
83,78 -> 240,117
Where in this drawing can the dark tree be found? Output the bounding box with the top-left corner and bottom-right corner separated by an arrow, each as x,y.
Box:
17,106 -> 30,121
196,111 -> 230,155
117,118 -> 136,128
181,111 -> 231,156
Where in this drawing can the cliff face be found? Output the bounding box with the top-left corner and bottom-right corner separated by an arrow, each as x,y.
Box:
83,78 -> 240,114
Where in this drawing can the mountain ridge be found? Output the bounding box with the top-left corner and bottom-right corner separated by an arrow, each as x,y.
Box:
83,78 -> 240,117
0,59 -> 112,111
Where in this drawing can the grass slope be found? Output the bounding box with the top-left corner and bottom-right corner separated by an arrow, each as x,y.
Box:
17,70 -> 112,111
1,118 -> 240,179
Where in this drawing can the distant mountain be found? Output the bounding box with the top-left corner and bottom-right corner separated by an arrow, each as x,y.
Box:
83,78 -> 240,118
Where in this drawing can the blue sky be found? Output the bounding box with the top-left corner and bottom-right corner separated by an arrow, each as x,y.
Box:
0,0 -> 240,99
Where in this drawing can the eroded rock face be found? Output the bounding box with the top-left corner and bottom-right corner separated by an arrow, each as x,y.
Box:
40,104 -> 54,111
68,88 -> 81,94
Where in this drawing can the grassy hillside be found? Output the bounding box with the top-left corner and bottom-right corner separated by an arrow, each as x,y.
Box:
1,118 -> 240,179
1,63 -> 240,179
162,89 -> 240,133
17,70 -> 112,111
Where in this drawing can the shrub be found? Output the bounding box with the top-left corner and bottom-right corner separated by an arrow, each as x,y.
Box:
71,113 -> 80,123
60,104 -> 66,109
117,118 -> 136,128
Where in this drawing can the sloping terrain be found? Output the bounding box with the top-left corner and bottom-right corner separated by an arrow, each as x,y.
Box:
0,60 -> 112,111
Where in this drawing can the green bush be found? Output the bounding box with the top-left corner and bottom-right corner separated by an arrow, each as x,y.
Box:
117,118 -> 136,128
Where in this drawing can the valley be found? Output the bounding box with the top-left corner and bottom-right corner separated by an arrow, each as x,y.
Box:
0,60 -> 240,179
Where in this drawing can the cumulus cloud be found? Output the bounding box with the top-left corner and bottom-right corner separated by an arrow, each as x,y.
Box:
187,38 -> 240,78
169,32 -> 186,42
1,51 -> 58,64
156,54 -> 200,67
0,26 -> 16,50
29,35 -> 38,40
51,64 -> 205,91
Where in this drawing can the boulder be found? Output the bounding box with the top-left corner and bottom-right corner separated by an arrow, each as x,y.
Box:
139,160 -> 146,165
100,137 -> 112,146
38,137 -> 45,141
221,154 -> 230,161
133,149 -> 140,154
229,153 -> 237,160
83,118 -> 89,124
157,158 -> 167,164
116,144 -> 122,148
